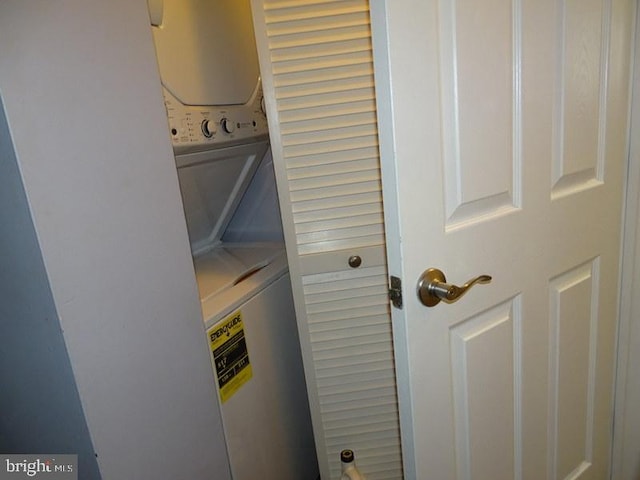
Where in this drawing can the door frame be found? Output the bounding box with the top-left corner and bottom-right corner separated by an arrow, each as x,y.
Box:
612,2 -> 640,478
369,2 -> 420,477
369,0 -> 640,478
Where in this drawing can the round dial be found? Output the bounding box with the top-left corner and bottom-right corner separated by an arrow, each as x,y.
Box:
221,118 -> 236,134
201,119 -> 217,138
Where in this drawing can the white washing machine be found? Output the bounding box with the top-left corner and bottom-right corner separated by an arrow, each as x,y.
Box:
177,146 -> 317,480
196,244 -> 315,480
149,1 -> 319,479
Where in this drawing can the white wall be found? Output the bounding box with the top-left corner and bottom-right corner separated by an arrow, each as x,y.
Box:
0,1 -> 231,479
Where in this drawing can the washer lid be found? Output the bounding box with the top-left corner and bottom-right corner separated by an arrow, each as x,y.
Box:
195,244 -> 289,324
151,0 -> 260,106
194,243 -> 286,302
176,141 -> 269,254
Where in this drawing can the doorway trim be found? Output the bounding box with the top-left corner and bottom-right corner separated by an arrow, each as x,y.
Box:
612,1 -> 640,478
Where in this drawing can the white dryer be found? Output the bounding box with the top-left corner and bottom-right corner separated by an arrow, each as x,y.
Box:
149,1 -> 318,479
150,0 -> 268,153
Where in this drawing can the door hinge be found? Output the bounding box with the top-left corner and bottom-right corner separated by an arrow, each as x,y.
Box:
389,276 -> 403,309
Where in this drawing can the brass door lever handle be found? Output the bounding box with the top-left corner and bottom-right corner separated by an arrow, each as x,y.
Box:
417,268 -> 492,307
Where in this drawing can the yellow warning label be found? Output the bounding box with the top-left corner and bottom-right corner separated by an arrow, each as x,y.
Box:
208,310 -> 252,403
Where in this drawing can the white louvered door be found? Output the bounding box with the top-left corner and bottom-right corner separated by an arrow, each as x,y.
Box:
251,1 -> 402,479
371,0 -> 635,479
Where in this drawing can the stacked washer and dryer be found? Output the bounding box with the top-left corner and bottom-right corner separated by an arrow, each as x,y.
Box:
149,1 -> 318,479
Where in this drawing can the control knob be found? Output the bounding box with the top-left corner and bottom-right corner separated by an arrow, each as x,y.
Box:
221,118 -> 236,134
201,119 -> 217,138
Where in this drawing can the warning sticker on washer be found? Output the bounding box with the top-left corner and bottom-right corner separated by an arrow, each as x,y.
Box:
209,310 -> 252,403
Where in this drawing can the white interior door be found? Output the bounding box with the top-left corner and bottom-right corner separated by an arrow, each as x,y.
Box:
371,1 -> 635,479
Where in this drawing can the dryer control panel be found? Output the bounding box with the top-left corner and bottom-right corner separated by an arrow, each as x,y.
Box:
163,83 -> 269,155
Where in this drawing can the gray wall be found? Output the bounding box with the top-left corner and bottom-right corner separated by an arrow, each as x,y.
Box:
0,97 -> 101,479
0,1 -> 231,478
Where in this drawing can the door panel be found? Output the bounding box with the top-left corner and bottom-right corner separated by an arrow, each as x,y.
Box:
450,297 -> 520,480
441,0 -> 520,227
549,260 -> 599,480
251,1 -> 404,478
553,0 -> 608,198
371,0 -> 635,478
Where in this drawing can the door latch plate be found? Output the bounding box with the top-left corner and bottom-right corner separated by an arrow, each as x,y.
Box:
389,276 -> 403,309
